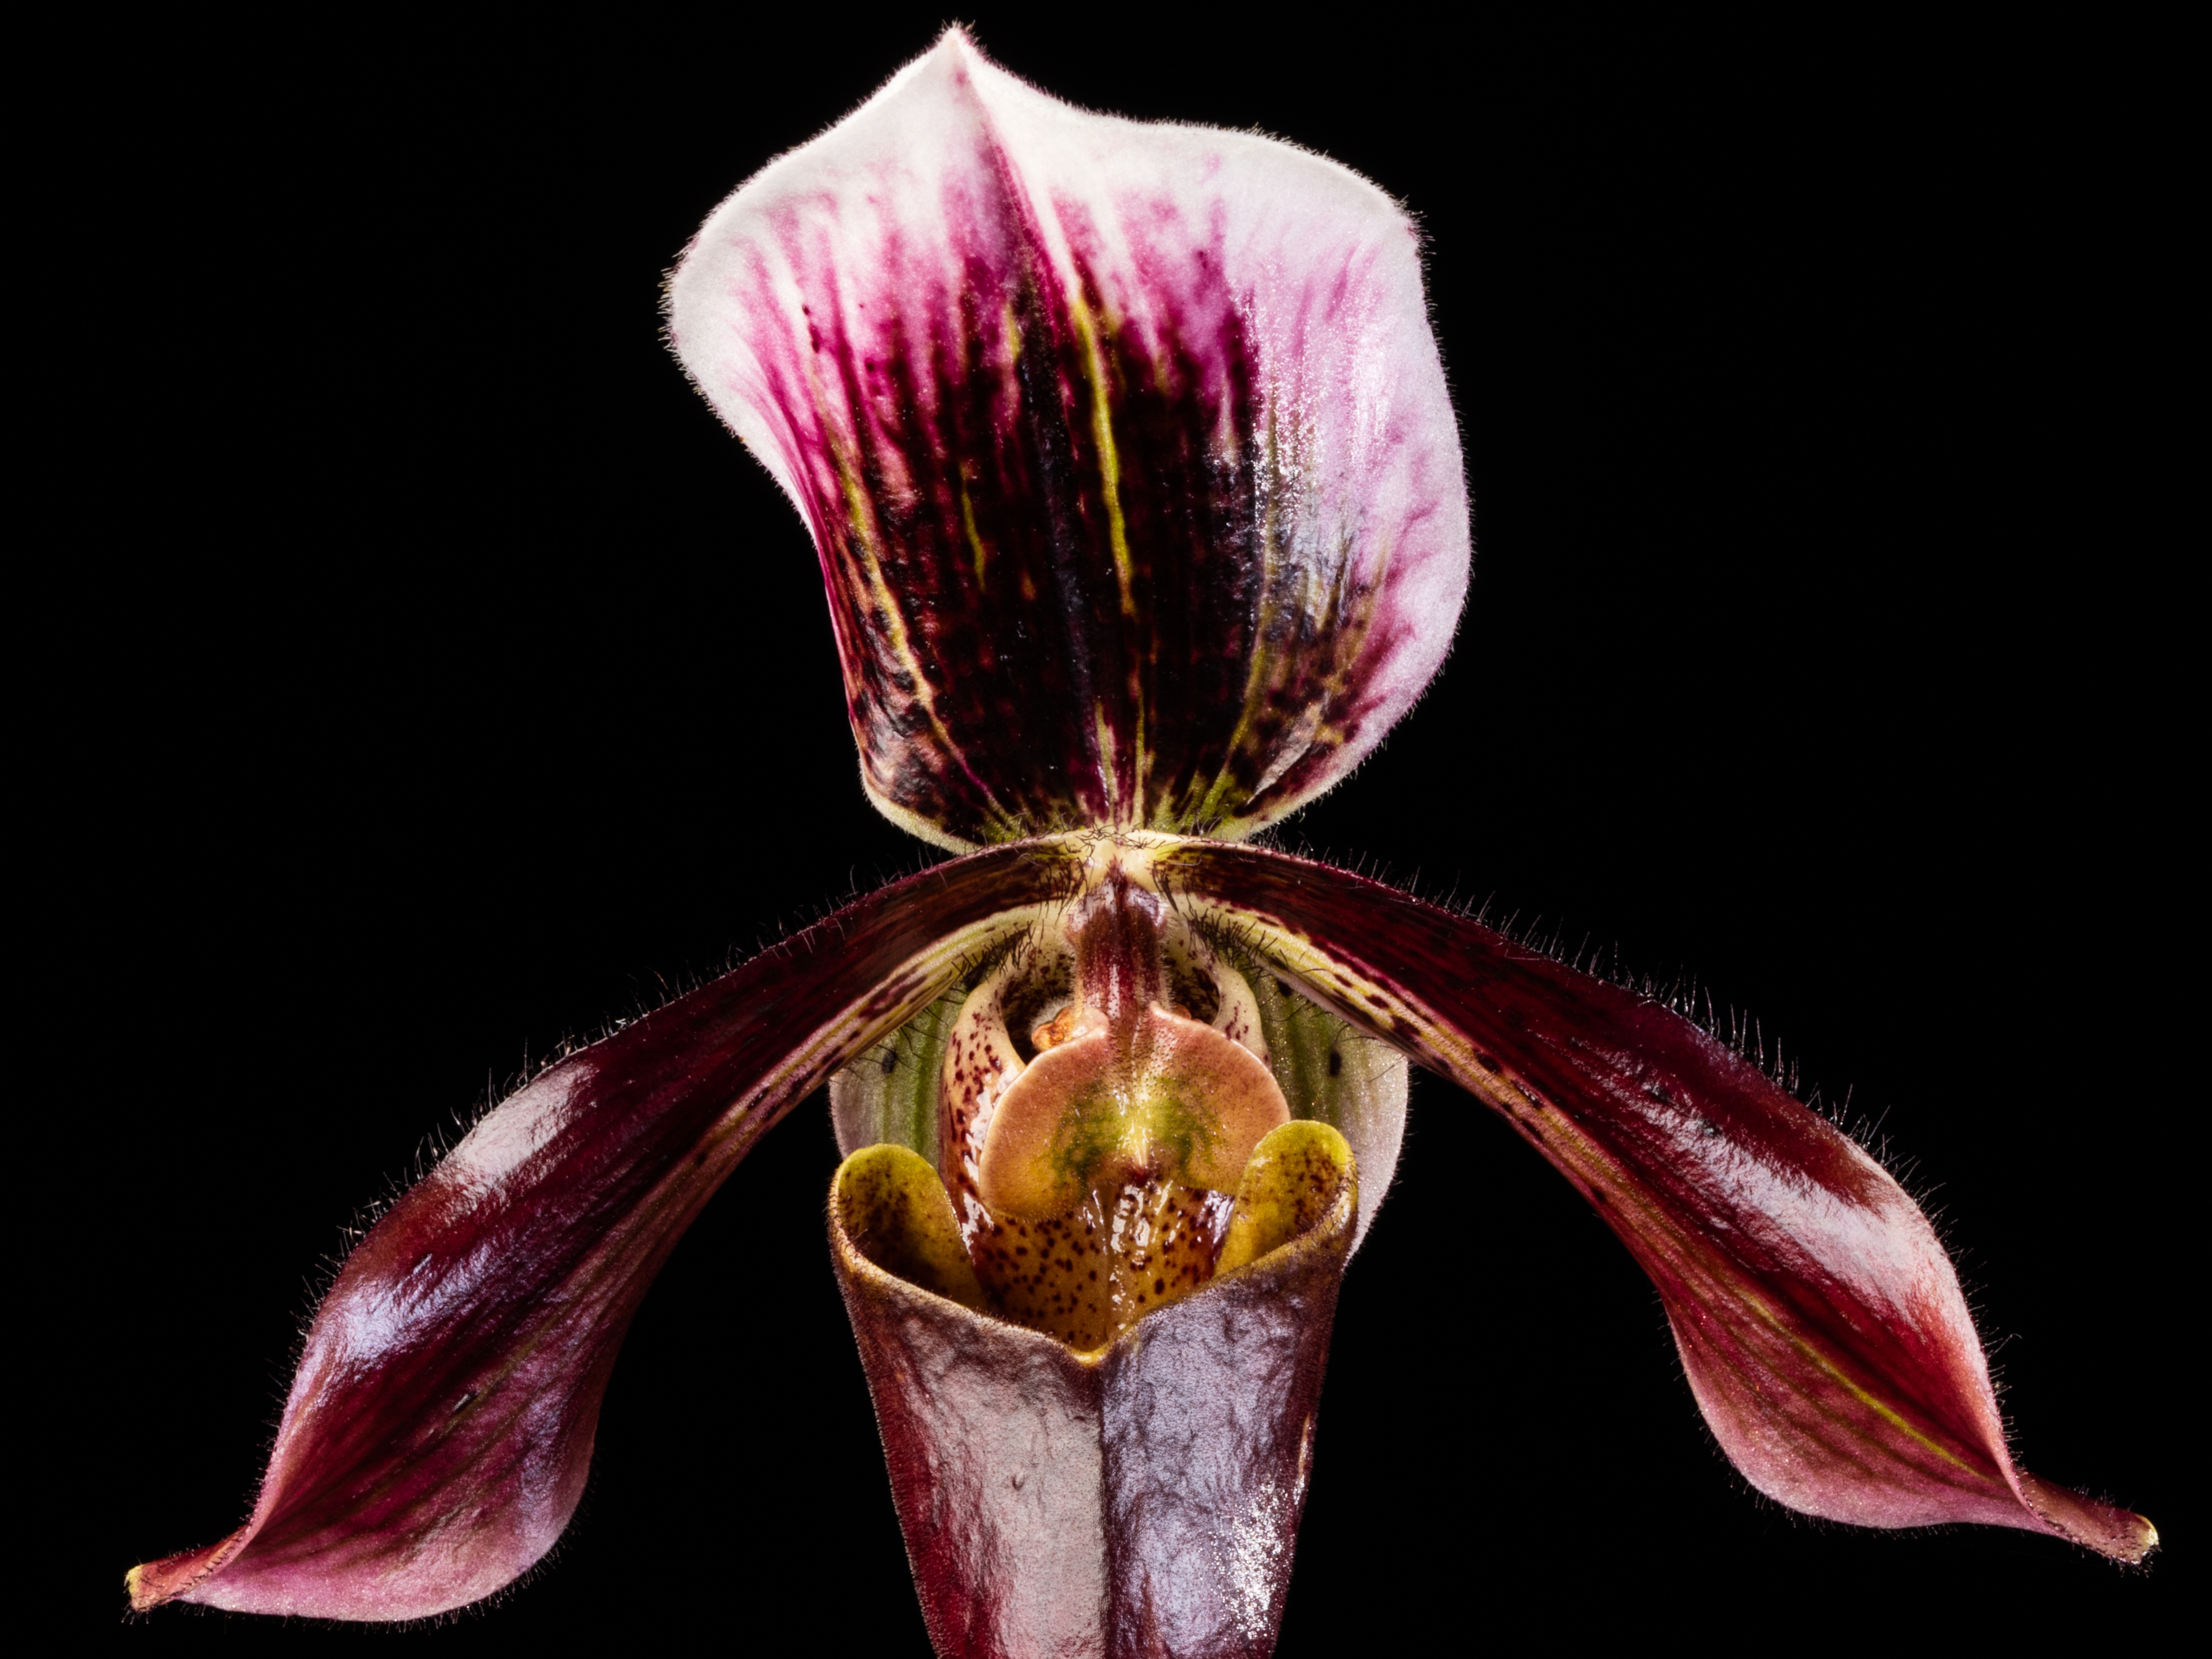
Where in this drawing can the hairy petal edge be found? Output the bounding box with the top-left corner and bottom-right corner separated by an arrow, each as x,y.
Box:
128,842 -> 1081,1620
1158,841 -> 2154,1562
668,30 -> 1469,848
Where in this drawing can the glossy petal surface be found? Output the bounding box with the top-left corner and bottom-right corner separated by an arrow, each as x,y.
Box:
668,31 -> 1468,849
128,842 -> 1080,1620
1157,841 -> 2155,1561
830,1122 -> 1354,1657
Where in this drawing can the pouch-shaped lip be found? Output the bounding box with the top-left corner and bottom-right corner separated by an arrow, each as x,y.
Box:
828,1127 -> 1356,1658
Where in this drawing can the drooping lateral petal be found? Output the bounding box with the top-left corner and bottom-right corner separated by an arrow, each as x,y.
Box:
127,842 -> 1082,1621
1155,841 -> 2155,1561
668,29 -> 1468,850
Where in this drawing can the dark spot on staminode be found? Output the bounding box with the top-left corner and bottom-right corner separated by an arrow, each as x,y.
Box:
1328,1048 -> 1342,1077
881,1048 -> 898,1075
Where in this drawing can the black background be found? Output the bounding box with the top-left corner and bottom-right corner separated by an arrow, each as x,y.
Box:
41,7 -> 2190,1650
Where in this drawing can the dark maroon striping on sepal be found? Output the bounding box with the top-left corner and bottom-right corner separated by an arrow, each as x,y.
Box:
723,194 -> 1377,843
129,841 -> 1081,1620
1156,841 -> 2154,1562
670,35 -> 1468,848
805,221 -> 1269,841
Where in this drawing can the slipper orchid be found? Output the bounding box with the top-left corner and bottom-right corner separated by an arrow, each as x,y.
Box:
127,28 -> 2154,1653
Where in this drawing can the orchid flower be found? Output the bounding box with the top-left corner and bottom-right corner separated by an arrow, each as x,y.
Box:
127,30 -> 2153,1653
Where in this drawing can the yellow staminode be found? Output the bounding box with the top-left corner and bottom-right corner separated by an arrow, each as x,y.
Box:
833,1144 -> 985,1310
1218,1121 -> 1356,1277
833,1120 -> 1355,1355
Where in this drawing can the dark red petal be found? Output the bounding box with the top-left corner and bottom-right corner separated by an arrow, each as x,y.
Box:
668,31 -> 1468,849
1156,840 -> 2155,1562
127,841 -> 1082,1620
